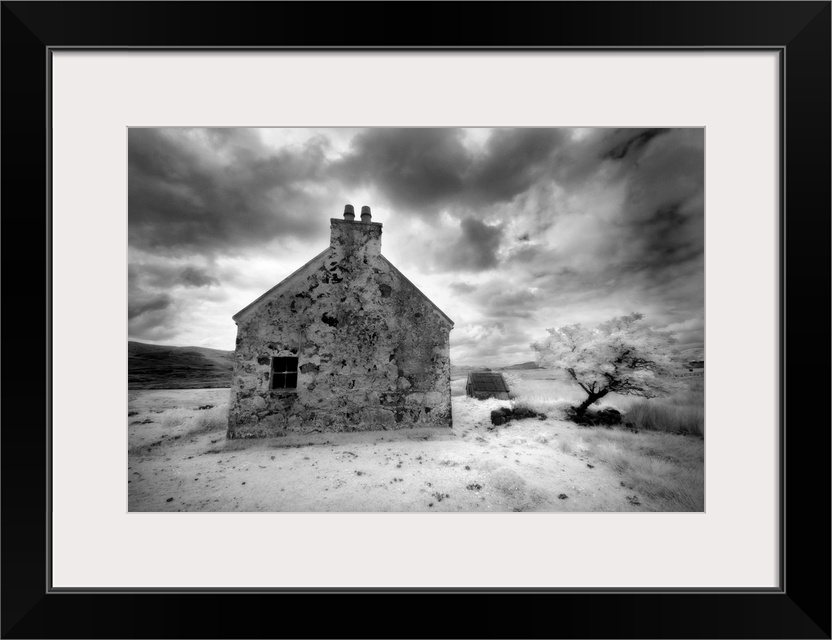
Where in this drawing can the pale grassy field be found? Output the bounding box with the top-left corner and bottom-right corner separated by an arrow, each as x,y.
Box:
457,369 -> 705,511
128,371 -> 704,512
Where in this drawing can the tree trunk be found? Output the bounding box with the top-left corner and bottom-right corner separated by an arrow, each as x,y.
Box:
575,389 -> 609,416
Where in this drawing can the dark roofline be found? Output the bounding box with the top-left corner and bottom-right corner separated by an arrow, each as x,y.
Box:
379,255 -> 454,328
232,248 -> 330,323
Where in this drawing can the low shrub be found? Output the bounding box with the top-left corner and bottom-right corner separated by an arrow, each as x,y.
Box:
511,397 -> 571,418
566,406 -> 623,427
491,405 -> 546,426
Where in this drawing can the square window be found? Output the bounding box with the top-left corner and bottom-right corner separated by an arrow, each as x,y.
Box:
270,357 -> 299,390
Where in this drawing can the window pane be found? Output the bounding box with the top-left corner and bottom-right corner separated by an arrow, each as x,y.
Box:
270,357 -> 299,388
272,373 -> 286,389
272,357 -> 299,373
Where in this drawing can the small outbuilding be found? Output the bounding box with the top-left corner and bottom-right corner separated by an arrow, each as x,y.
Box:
466,372 -> 510,400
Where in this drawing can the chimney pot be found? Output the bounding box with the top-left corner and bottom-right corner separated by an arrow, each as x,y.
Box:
360,206 -> 372,222
343,204 -> 355,221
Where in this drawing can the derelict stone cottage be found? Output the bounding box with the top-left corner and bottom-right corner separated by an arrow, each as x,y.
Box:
227,206 -> 454,438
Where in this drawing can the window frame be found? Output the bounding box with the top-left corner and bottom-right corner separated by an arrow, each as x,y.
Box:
270,356 -> 299,390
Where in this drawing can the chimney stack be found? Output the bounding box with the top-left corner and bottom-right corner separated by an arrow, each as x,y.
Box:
330,205 -> 382,260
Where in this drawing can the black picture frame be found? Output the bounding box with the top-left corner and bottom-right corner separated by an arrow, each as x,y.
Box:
2,2 -> 829,638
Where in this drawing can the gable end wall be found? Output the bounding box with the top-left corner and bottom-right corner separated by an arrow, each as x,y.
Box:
228,246 -> 452,437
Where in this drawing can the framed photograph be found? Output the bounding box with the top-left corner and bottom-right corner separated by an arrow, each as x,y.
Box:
125,124 -> 707,517
2,2 -> 829,638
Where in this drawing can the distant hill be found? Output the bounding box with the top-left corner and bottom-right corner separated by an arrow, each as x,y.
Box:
451,361 -> 541,376
128,341 -> 233,390
498,361 -> 542,371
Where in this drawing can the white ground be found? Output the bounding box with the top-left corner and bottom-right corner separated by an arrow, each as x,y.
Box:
128,388 -> 656,512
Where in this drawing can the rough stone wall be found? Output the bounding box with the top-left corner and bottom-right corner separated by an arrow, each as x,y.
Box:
227,219 -> 453,438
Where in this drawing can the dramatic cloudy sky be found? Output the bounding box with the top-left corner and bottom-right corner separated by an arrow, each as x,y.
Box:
128,127 -> 704,365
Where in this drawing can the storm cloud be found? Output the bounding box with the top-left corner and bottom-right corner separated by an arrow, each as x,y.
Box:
129,128 -> 328,255
335,128 -> 470,211
441,218 -> 504,272
128,127 -> 705,364
128,291 -> 172,320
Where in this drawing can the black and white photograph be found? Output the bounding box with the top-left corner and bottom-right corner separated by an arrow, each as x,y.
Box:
2,0 -> 823,633
128,127 -> 705,512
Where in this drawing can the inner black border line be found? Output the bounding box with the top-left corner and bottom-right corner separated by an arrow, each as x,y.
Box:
49,587 -> 782,594
46,45 -> 786,595
778,44 -> 786,597
46,43 -> 55,601
48,45 -> 783,51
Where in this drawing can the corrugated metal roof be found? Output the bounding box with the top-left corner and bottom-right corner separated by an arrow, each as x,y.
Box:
467,372 -> 509,392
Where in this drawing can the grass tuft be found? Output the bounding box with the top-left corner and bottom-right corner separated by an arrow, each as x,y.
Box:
580,427 -> 704,511
624,382 -> 704,436
156,404 -> 229,434
189,404 -> 228,434
511,397 -> 572,419
160,408 -> 193,429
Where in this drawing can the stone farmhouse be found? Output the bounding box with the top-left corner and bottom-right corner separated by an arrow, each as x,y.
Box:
227,206 -> 454,438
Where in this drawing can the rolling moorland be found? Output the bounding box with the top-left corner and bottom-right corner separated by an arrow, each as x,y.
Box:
128,341 -> 234,389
